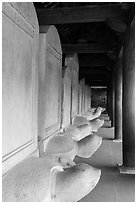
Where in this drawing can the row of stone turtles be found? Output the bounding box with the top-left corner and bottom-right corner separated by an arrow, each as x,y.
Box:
2,107 -> 105,202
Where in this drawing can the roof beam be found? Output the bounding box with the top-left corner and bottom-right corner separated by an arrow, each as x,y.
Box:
37,4 -> 126,25
80,74 -> 107,81
79,59 -> 110,67
85,80 -> 107,86
80,69 -> 107,75
63,43 -> 114,53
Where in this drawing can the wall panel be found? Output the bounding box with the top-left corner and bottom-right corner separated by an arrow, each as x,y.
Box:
70,54 -> 79,121
78,83 -> 82,115
2,2 -> 39,175
62,66 -> 71,128
64,54 -> 79,122
88,86 -> 91,110
38,26 -> 62,141
81,79 -> 85,115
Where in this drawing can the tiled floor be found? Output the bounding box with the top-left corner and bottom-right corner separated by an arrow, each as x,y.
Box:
74,126 -> 135,202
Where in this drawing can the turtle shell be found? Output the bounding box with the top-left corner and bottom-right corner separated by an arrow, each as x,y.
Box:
73,116 -> 89,127
45,133 -> 76,154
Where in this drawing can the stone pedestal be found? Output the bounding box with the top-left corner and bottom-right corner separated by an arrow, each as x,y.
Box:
118,164 -> 135,175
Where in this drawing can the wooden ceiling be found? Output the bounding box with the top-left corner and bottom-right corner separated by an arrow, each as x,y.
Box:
34,2 -> 134,86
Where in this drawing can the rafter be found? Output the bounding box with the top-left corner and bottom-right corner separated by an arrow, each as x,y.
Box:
36,4 -> 127,25
62,43 -> 115,53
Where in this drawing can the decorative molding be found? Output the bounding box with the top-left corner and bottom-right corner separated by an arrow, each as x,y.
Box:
2,3 -> 35,38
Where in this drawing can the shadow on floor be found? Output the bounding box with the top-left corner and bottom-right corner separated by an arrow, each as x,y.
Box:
96,127 -> 114,139
74,127 -> 135,202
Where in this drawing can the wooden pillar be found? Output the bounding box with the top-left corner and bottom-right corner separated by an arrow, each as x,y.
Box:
111,65 -> 115,127
107,81 -> 111,116
107,69 -> 115,127
114,49 -> 123,141
120,17 -> 135,173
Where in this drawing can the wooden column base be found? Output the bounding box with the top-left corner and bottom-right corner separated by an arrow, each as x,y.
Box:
101,113 -> 109,117
118,164 -> 135,174
113,138 -> 122,143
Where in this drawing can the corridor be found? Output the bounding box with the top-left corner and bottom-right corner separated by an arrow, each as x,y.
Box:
2,2 -> 135,202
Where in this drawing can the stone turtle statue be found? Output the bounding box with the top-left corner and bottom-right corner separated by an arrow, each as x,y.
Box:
2,157 -> 101,202
89,118 -> 104,132
84,106 -> 105,121
3,129 -> 102,202
65,124 -> 93,141
45,132 -> 78,168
